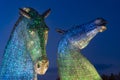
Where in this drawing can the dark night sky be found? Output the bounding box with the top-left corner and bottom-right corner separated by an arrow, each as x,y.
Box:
0,0 -> 120,80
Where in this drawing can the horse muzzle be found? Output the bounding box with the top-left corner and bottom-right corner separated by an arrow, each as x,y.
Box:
99,26 -> 107,32
34,59 -> 49,75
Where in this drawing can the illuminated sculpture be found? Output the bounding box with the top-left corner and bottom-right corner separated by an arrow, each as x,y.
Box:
0,7 -> 51,80
57,18 -> 107,80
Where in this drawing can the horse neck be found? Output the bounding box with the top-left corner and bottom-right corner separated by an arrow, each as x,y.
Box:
58,37 -> 80,57
57,34 -> 102,80
4,17 -> 29,55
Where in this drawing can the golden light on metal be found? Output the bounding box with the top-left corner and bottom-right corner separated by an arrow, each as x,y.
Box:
99,26 -> 107,32
34,59 -> 49,75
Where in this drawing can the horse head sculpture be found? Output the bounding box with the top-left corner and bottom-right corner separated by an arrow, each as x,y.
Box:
56,18 -> 107,80
0,7 -> 51,80
19,7 -> 50,75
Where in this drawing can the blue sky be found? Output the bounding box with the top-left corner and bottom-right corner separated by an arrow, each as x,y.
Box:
0,0 -> 120,79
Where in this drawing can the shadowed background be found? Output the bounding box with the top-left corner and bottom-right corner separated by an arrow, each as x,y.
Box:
0,0 -> 120,80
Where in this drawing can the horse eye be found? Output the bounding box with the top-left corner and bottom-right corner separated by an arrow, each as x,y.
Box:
37,63 -> 40,68
29,30 -> 32,33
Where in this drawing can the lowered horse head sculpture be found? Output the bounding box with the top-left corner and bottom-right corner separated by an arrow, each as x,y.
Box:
0,7 -> 51,80
19,7 -> 50,75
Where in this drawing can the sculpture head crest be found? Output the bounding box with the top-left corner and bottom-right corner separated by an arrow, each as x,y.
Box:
19,7 -> 51,19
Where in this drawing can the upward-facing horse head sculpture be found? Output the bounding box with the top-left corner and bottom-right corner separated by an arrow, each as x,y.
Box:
0,7 -> 51,80
56,18 -> 107,80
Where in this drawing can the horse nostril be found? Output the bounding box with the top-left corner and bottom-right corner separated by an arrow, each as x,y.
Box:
37,63 -> 40,68
95,18 -> 107,26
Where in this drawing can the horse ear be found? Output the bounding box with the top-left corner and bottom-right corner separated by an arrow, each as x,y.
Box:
19,8 -> 31,19
42,8 -> 51,18
56,28 -> 66,34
